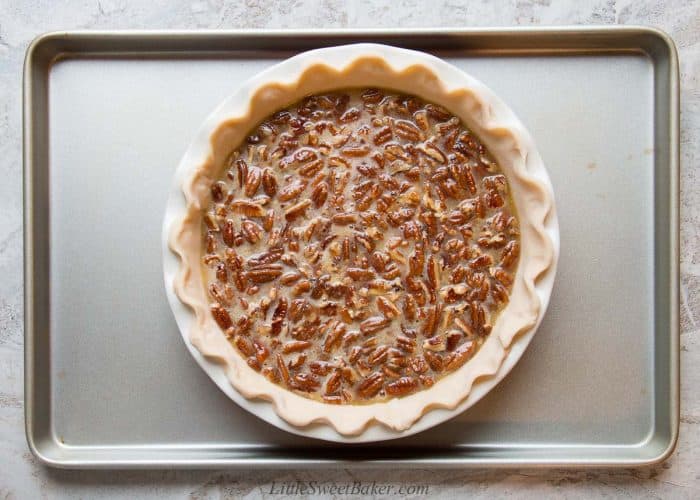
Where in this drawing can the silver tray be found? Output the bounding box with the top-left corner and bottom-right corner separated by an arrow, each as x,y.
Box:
24,28 -> 679,468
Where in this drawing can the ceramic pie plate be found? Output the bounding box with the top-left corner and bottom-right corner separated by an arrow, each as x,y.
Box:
162,43 -> 559,443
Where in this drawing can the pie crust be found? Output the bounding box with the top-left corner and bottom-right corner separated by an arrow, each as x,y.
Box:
167,44 -> 557,436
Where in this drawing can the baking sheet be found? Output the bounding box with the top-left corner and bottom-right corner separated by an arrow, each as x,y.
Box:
24,28 -> 679,468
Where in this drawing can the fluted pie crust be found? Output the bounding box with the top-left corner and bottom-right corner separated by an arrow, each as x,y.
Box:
168,44 -> 556,436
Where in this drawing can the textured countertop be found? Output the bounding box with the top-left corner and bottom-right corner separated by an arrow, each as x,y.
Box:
1,0 -> 699,498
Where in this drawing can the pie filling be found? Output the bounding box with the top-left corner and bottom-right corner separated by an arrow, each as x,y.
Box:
201,89 -> 520,404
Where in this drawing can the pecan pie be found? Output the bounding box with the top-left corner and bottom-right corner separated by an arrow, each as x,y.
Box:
201,89 -> 519,404
168,44 -> 556,437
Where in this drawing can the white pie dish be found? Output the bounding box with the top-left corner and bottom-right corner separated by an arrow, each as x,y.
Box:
162,43 -> 559,443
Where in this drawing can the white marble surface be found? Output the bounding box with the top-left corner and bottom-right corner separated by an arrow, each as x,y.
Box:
1,0 -> 699,498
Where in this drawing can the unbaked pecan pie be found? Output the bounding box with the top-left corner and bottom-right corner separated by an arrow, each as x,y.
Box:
169,45 -> 556,437
201,89 -> 520,404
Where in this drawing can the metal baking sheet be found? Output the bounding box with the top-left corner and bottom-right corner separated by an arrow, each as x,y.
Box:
24,28 -> 679,468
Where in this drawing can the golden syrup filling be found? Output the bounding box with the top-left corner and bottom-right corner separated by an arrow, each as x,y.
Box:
201,89 -> 520,404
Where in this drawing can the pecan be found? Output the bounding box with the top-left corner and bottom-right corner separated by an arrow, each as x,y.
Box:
421,304 -> 442,337
225,248 -> 243,271
394,120 -> 422,142
206,233 -> 216,253
211,181 -> 226,202
348,345 -> 363,363
246,266 -> 283,283
373,126 -> 392,145
270,298 -> 288,336
339,107 -> 360,123
331,213 -> 357,225
500,241 -> 520,268
341,365 -> 358,384
241,220 -> 263,244
310,182 -> 329,208
492,282 -> 509,304
342,145 -> 370,157
354,232 -> 375,252
454,316 -> 474,336
403,295 -> 417,320
262,209 -> 275,232
235,336 -> 255,357
244,167 -> 262,197
234,315 -> 251,335
346,267 -> 375,281
208,283 -> 230,306
341,237 -> 351,260
396,335 -> 416,353
418,142 -> 447,164
279,271 -> 301,285
357,372 -> 384,398
325,370 -> 342,395
247,357 -> 261,371
288,299 -> 309,322
413,110 -> 429,131
360,316 -> 390,335
469,300 -> 482,328
493,267 -> 513,286
293,373 -> 320,392
288,354 -> 306,370
367,345 -> 390,365
446,331 -> 462,352
469,254 -> 493,269
427,255 -> 440,292
299,158 -> 324,177
483,174 -> 507,191
292,280 -> 312,297
215,262 -> 228,283
376,297 -> 400,319
439,179 -> 460,198
386,376 -> 418,396
230,200 -> 266,217
210,304 -> 232,330
423,335 -> 446,352
232,271 -> 247,292
235,159 -> 248,189
409,356 -> 429,374
447,210 -> 467,226
247,248 -> 283,267
424,351 -> 444,372
323,321 -> 346,353
361,88 -> 383,104
444,341 -> 475,371
369,251 -> 389,272
309,360 -> 333,376
271,110 -> 291,124
425,103 -> 452,121
262,168 -> 277,196
282,340 -> 311,354
222,220 -> 235,247
293,148 -> 317,164
328,155 -> 350,169
278,180 -> 307,202
408,247 -> 425,276
253,339 -> 270,363
284,199 -> 312,221
362,337 -> 379,349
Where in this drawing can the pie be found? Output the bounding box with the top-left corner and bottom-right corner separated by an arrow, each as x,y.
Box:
169,45 -> 556,435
